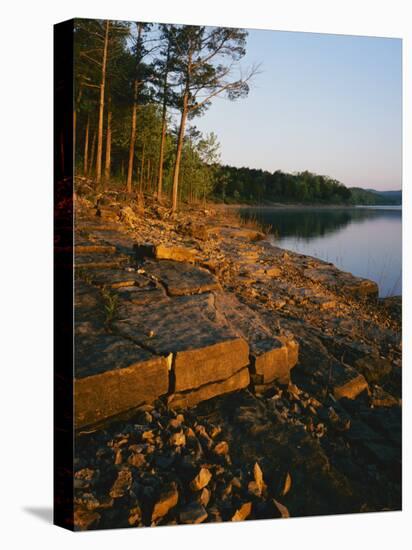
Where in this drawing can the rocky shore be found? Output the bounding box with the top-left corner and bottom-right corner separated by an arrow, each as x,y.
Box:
68,187 -> 401,530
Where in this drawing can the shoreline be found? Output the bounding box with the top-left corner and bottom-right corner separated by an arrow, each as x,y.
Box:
72,192 -> 401,529
210,201 -> 402,299
211,202 -> 400,210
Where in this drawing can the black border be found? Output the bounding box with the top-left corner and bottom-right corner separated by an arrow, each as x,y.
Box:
54,18 -> 75,531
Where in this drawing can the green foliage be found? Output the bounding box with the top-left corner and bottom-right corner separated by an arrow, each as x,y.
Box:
101,287 -> 119,328
74,19 -> 385,208
166,25 -> 250,117
212,165 -> 353,204
348,188 -> 399,205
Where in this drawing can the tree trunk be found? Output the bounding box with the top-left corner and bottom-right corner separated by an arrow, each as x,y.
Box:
146,157 -> 151,193
88,130 -> 96,176
126,81 -> 138,193
104,94 -> 112,187
157,115 -> 167,199
139,143 -> 145,194
73,109 -> 77,163
171,92 -> 189,212
74,85 -> 83,161
95,20 -> 110,185
126,23 -> 143,194
83,114 -> 90,176
157,44 -> 170,200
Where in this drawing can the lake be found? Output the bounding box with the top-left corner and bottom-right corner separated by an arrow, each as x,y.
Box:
239,206 -> 402,297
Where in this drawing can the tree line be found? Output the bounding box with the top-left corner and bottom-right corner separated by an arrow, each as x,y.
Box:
213,166 -> 353,204
74,19 -> 256,211
74,18 -> 373,208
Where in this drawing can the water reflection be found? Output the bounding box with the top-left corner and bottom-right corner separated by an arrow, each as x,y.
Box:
240,206 -> 402,297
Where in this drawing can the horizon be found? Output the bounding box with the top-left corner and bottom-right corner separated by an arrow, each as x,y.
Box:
195,28 -> 402,192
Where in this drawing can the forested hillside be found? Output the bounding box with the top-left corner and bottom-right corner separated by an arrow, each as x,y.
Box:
348,188 -> 401,205
212,165 -> 352,204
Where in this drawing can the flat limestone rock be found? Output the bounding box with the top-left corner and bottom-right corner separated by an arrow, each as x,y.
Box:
343,279 -> 379,299
309,296 -> 337,310
88,269 -> 146,288
88,229 -> 137,255
96,207 -> 118,221
144,260 -> 219,296
75,253 -> 129,270
291,329 -> 367,399
75,282 -> 105,328
75,330 -> 168,428
115,285 -> 168,306
114,293 -> 250,392
75,328 -> 156,378
75,243 -> 116,255
304,265 -> 378,300
264,266 -> 282,278
155,243 -> 199,263
330,362 -> 369,400
208,291 -> 298,384
237,262 -> 281,282
174,338 -> 249,392
211,226 -> 265,242
252,339 -> 290,384
76,220 -> 120,233
277,335 -> 299,369
133,242 -> 200,262
168,367 -> 250,409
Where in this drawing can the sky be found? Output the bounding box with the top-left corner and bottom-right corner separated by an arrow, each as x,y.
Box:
195,29 -> 402,191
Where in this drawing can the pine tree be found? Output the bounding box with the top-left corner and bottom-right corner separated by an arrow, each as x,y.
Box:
167,25 -> 257,211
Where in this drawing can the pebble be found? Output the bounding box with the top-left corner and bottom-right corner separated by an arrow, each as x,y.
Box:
190,468 -> 212,491
179,503 -> 208,524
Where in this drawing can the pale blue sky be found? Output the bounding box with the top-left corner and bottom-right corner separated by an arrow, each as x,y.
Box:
195,29 -> 402,191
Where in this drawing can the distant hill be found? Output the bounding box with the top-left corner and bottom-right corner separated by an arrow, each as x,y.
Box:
349,187 -> 402,205
370,189 -> 402,204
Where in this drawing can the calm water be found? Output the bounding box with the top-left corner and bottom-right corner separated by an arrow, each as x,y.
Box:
240,206 -> 402,297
